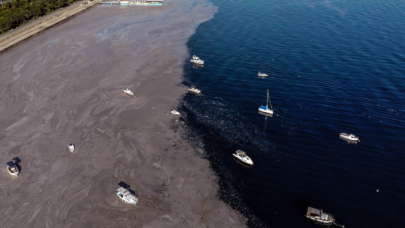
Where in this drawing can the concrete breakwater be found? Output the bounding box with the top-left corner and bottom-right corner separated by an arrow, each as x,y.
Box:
0,0 -> 99,53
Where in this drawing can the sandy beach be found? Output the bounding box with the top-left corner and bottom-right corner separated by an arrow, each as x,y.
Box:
0,0 -> 246,227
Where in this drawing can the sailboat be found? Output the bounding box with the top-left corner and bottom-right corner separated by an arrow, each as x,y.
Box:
258,89 -> 273,115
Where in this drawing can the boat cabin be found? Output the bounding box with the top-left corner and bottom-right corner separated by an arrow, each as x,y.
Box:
307,207 -> 323,217
306,206 -> 334,224
7,162 -> 17,170
7,161 -> 19,176
236,151 -> 247,157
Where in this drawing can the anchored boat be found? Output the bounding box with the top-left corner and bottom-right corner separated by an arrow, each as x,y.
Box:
68,143 -> 75,153
305,206 -> 345,227
258,89 -> 274,115
188,86 -> 201,95
232,150 -> 254,166
305,206 -> 334,225
171,110 -> 181,115
258,71 -> 268,77
190,55 -> 204,65
339,133 -> 360,142
7,161 -> 19,176
117,187 -> 138,205
123,88 -> 134,97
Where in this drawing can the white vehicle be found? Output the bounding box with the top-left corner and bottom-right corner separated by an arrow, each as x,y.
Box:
171,110 -> 181,115
258,89 -> 273,115
339,133 -> 360,142
7,161 -> 19,176
188,86 -> 201,95
258,71 -> 268,77
68,143 -> 75,153
190,55 -> 204,65
123,88 -> 134,97
232,150 -> 254,166
117,187 -> 138,205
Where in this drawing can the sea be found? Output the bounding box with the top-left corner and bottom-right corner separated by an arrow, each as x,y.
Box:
180,0 -> 405,227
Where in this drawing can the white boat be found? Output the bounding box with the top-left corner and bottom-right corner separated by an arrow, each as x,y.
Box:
305,207 -> 336,226
339,133 -> 360,142
171,110 -> 181,115
68,143 -> 75,153
129,0 -> 163,5
258,71 -> 268,77
188,86 -> 201,95
117,187 -> 138,205
123,88 -> 134,97
258,89 -> 274,115
120,0 -> 129,5
190,55 -> 204,65
232,150 -> 254,166
7,161 -> 19,176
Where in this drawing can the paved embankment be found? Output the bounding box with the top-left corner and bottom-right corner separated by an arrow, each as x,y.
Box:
0,1 -> 99,53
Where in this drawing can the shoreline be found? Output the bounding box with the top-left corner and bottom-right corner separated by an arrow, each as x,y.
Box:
0,0 -> 99,53
0,1 -> 247,227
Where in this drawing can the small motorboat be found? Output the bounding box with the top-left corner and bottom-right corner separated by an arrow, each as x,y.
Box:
190,55 -> 204,65
232,150 -> 254,166
258,71 -> 268,77
117,187 -> 138,205
339,133 -> 360,142
188,86 -> 201,95
305,206 -> 344,227
171,110 -> 181,115
7,161 -> 19,176
68,143 -> 75,153
305,206 -> 334,225
258,89 -> 274,115
123,88 -> 134,97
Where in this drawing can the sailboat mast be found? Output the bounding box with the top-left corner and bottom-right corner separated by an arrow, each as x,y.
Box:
267,89 -> 273,110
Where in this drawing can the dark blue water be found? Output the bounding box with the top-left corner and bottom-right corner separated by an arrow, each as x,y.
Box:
181,0 -> 405,227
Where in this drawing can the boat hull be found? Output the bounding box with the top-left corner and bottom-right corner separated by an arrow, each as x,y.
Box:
339,133 -> 359,141
232,154 -> 254,166
339,136 -> 359,141
188,89 -> 201,95
123,92 -> 134,97
7,167 -> 19,176
258,108 -> 273,115
306,216 -> 334,225
171,110 -> 181,115
190,60 -> 204,65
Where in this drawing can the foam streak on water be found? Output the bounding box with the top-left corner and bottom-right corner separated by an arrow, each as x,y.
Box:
181,0 -> 405,227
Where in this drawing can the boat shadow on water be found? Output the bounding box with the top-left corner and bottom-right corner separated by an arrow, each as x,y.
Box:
192,63 -> 204,68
